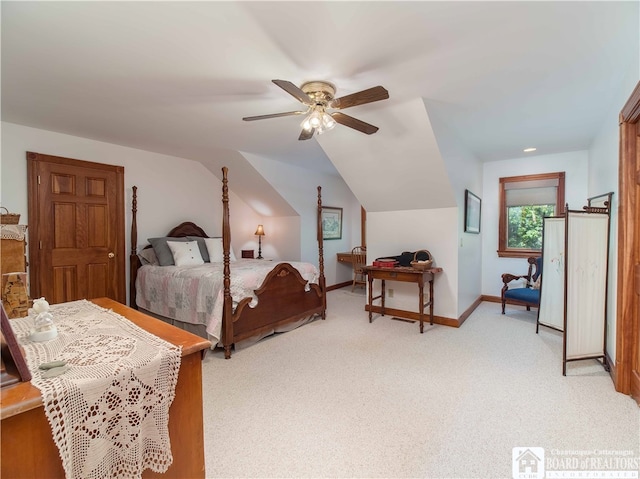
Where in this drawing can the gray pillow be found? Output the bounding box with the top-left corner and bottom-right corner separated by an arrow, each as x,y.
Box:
148,237 -> 190,266
187,236 -> 210,262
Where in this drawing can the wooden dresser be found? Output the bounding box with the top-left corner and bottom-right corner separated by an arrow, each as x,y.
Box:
1,298 -> 211,478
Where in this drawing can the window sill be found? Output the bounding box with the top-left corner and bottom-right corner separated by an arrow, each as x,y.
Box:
497,249 -> 541,259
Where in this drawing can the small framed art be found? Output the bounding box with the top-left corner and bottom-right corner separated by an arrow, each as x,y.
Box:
464,189 -> 481,234
321,206 -> 343,240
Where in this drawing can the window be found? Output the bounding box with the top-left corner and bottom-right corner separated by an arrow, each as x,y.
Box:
498,172 -> 565,258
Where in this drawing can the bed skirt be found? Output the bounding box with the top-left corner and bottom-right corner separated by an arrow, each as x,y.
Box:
138,307 -> 320,352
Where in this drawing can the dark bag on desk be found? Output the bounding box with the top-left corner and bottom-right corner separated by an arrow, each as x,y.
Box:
377,250 -> 430,267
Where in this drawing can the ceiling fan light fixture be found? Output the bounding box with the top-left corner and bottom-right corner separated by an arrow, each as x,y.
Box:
322,113 -> 336,130
246,79 -> 389,140
301,107 -> 335,135
309,110 -> 323,128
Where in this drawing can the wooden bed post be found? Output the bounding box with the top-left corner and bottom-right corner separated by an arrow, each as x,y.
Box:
129,185 -> 139,309
221,167 -> 233,359
317,186 -> 326,318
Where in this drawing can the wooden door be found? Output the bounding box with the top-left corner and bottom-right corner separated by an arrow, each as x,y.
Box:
616,82 -> 640,404
634,132 -> 640,404
27,152 -> 125,304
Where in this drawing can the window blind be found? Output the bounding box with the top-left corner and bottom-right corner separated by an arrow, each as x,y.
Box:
506,187 -> 558,206
504,178 -> 559,207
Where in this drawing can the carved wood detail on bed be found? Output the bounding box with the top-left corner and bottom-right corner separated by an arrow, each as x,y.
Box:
167,222 -> 208,238
232,262 -> 324,340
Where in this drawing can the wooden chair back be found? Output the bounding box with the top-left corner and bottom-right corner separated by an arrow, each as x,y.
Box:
351,246 -> 367,291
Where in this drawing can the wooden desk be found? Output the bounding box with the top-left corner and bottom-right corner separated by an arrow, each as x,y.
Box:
363,265 -> 443,333
1,297 -> 211,479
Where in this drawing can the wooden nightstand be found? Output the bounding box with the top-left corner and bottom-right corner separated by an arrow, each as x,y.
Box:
241,250 -> 254,259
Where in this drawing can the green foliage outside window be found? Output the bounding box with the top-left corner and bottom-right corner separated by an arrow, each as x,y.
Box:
507,204 -> 555,249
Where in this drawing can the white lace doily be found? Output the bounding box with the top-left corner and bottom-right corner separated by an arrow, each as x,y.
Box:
0,224 -> 27,241
11,299 -> 182,479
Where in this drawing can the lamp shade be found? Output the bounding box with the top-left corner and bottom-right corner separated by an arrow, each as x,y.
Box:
255,225 -> 265,236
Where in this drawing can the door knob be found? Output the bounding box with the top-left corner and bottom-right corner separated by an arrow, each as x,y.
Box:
108,252 -> 115,259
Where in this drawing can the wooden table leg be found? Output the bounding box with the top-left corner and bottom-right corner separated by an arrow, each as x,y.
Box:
368,274 -> 374,323
418,279 -> 424,333
381,279 -> 386,316
429,275 -> 434,325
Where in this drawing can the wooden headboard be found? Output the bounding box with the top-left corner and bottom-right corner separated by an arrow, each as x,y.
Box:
128,185 -> 210,308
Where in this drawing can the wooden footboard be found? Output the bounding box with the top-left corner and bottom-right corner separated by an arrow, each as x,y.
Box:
231,262 -> 324,341
220,167 -> 326,358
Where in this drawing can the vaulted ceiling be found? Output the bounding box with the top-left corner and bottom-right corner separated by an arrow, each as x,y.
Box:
2,2 -> 637,213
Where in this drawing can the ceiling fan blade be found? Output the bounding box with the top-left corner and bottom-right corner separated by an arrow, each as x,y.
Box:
272,79 -> 314,106
331,86 -> 389,109
298,128 -> 315,141
331,112 -> 379,135
243,111 -> 307,121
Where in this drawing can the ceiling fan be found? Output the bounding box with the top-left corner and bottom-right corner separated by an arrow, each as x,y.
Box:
242,79 -> 389,140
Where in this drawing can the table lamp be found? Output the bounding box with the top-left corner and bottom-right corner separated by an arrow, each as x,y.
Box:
255,224 -> 265,259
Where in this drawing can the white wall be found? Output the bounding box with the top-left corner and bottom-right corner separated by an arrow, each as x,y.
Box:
243,153 -> 360,286
0,122 -> 261,303
367,208 -> 458,319
588,60 -> 640,358
426,100 -> 484,316
245,216 -> 300,263
481,150 -> 589,297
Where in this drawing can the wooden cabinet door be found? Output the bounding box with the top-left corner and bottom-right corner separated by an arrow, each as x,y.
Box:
27,152 -> 125,304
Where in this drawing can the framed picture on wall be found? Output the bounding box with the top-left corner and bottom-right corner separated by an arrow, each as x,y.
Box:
321,206 -> 343,240
464,189 -> 481,234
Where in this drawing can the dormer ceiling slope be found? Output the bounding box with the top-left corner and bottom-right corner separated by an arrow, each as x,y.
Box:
317,98 -> 456,213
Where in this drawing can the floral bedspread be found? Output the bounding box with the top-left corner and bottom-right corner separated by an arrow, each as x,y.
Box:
135,260 -> 319,344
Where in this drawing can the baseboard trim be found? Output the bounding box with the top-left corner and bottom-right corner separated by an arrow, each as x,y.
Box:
458,296 -> 483,327
606,351 -> 617,387
481,295 -> 502,303
482,294 -> 541,313
334,289 -> 501,328
327,281 -> 352,292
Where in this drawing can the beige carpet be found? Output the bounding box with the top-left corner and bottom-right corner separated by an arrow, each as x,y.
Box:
200,288 -> 639,478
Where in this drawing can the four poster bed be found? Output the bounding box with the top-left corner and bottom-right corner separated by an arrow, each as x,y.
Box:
129,167 -> 326,358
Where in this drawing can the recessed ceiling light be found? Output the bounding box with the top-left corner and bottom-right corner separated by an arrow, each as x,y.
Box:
523,147 -> 537,153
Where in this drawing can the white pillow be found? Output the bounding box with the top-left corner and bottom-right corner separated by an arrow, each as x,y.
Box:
167,240 -> 204,266
204,237 -> 237,262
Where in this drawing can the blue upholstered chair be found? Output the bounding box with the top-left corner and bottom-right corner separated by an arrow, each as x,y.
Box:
501,256 -> 542,314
